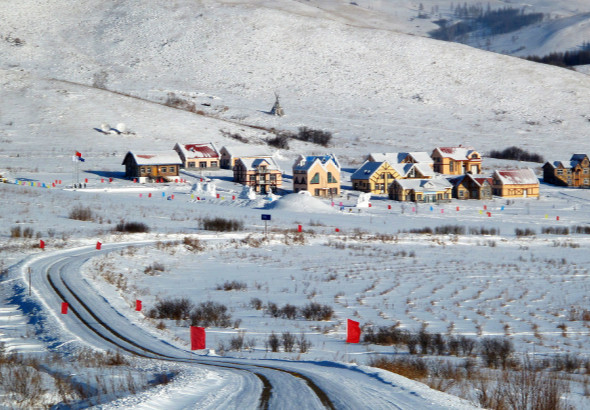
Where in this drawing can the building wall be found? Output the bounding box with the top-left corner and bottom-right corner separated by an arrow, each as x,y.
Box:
294,161 -> 340,197
493,183 -> 539,198
186,158 -> 219,169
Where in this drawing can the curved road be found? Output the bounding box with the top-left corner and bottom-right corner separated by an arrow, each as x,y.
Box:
21,242 -> 473,409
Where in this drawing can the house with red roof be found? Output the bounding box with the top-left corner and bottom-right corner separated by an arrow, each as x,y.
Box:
122,151 -> 182,181
492,168 -> 539,198
431,146 -> 482,175
173,142 -> 220,169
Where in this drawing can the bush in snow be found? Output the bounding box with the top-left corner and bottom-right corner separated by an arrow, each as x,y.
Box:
300,302 -> 333,321
148,297 -> 194,321
68,205 -> 94,222
266,332 -> 280,352
489,146 -> 544,163
114,221 -> 150,233
480,337 -> 514,369
190,301 -> 232,327
201,217 -> 243,232
217,280 -> 247,291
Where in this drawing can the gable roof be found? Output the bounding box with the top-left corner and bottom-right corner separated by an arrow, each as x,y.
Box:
434,146 -> 479,161
176,142 -> 219,159
293,154 -> 340,172
545,160 -> 576,169
571,154 -> 588,162
395,177 -> 452,192
493,168 -> 538,185
351,161 -> 387,180
122,151 -> 182,166
236,156 -> 281,172
369,152 -> 433,164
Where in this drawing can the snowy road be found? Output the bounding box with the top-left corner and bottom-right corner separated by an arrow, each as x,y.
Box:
20,242 -> 475,409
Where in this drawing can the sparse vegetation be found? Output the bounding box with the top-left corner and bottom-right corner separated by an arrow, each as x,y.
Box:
201,217 -> 244,232
489,146 -> 544,163
68,205 -> 94,221
114,221 -> 150,233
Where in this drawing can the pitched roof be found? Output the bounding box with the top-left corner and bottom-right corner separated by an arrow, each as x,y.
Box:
395,177 -> 452,192
237,156 -> 281,172
369,152 -> 433,164
571,154 -> 588,162
351,161 -> 384,180
435,146 -> 479,161
122,151 -> 182,166
546,160 -> 576,169
176,143 -> 219,159
293,154 -> 340,172
494,168 -> 538,185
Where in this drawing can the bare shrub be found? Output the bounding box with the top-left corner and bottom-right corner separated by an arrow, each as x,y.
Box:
300,303 -> 333,321
201,217 -> 243,232
435,225 -> 465,235
10,226 -> 21,238
296,127 -> 332,147
266,134 -> 290,149
183,237 -> 204,252
230,331 -> 246,351
217,280 -> 247,291
144,262 -> 165,275
265,302 -> 280,318
69,205 -> 93,221
298,333 -> 312,353
480,337 -> 513,369
489,146 -> 544,163
148,298 -> 194,321
115,221 -> 149,233
282,332 -> 296,352
190,301 -> 232,327
250,298 -> 263,310
516,228 -> 536,237
267,332 -> 280,352
221,130 -> 249,144
542,226 -> 569,235
280,304 -> 298,320
368,356 -> 428,380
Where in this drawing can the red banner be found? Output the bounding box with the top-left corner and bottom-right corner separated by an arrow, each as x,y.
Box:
190,326 -> 206,350
96,241 -> 102,250
61,302 -> 68,314
39,239 -> 45,249
136,300 -> 142,311
346,319 -> 361,343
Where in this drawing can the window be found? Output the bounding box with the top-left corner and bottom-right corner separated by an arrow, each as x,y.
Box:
188,162 -> 195,168
327,172 -> 337,183
311,173 -> 320,184
140,167 -> 145,174
146,167 -> 152,174
249,175 -> 256,182
449,161 -> 454,172
459,190 -> 464,197
584,179 -> 589,185
584,168 -> 589,174
556,169 -> 563,175
161,167 -> 167,173
315,189 -> 320,196
270,174 -> 276,181
444,193 -> 449,199
567,169 -> 572,174
211,161 -> 218,168
200,162 -> 207,168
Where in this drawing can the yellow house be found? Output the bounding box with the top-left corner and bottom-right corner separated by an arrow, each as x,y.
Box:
431,146 -> 482,175
292,154 -> 340,197
492,168 -> 539,198
389,177 -> 453,203
234,156 -> 282,194
351,161 -> 435,194
368,152 -> 434,168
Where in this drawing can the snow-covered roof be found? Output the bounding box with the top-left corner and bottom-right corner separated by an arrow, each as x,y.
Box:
395,177 -> 452,192
571,154 -> 588,162
293,154 -> 340,172
123,151 -> 182,166
546,160 -> 576,169
494,168 -> 539,185
237,156 -> 281,172
412,163 -> 435,177
351,161 -> 385,180
435,146 -> 479,161
221,145 -> 272,157
176,142 -> 219,159
369,152 -> 432,164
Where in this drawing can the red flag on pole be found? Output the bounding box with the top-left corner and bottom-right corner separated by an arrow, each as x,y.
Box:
75,151 -> 82,157
346,319 -> 361,343
39,239 -> 45,249
61,302 -> 68,314
136,300 -> 142,311
190,326 -> 206,350
96,241 -> 102,250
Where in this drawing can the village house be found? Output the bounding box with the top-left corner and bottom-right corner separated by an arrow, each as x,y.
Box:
431,146 -> 482,175
448,174 -> 493,200
389,177 -> 452,203
292,154 -> 340,197
368,152 -> 434,168
121,151 -> 182,181
351,161 -> 434,194
173,142 -> 220,169
233,156 -> 282,194
492,168 -> 539,198
542,154 -> 590,188
219,146 -> 272,169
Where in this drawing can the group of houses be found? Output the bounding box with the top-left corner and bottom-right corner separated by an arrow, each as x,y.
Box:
543,154 -> 590,188
121,143 -> 544,203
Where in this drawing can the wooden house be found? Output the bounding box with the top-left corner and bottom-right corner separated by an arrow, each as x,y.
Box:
219,146 -> 272,169
368,152 -> 434,168
431,146 -> 482,175
492,168 -> 539,198
389,177 -> 452,203
173,142 -> 220,169
351,161 -> 434,194
543,154 -> 590,188
292,154 -> 340,197
449,174 -> 493,200
233,156 -> 282,194
122,151 -> 182,181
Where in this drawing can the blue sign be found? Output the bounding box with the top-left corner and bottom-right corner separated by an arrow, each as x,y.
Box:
261,214 -> 271,221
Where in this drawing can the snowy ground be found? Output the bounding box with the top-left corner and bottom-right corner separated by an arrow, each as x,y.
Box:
2,0 -> 590,408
